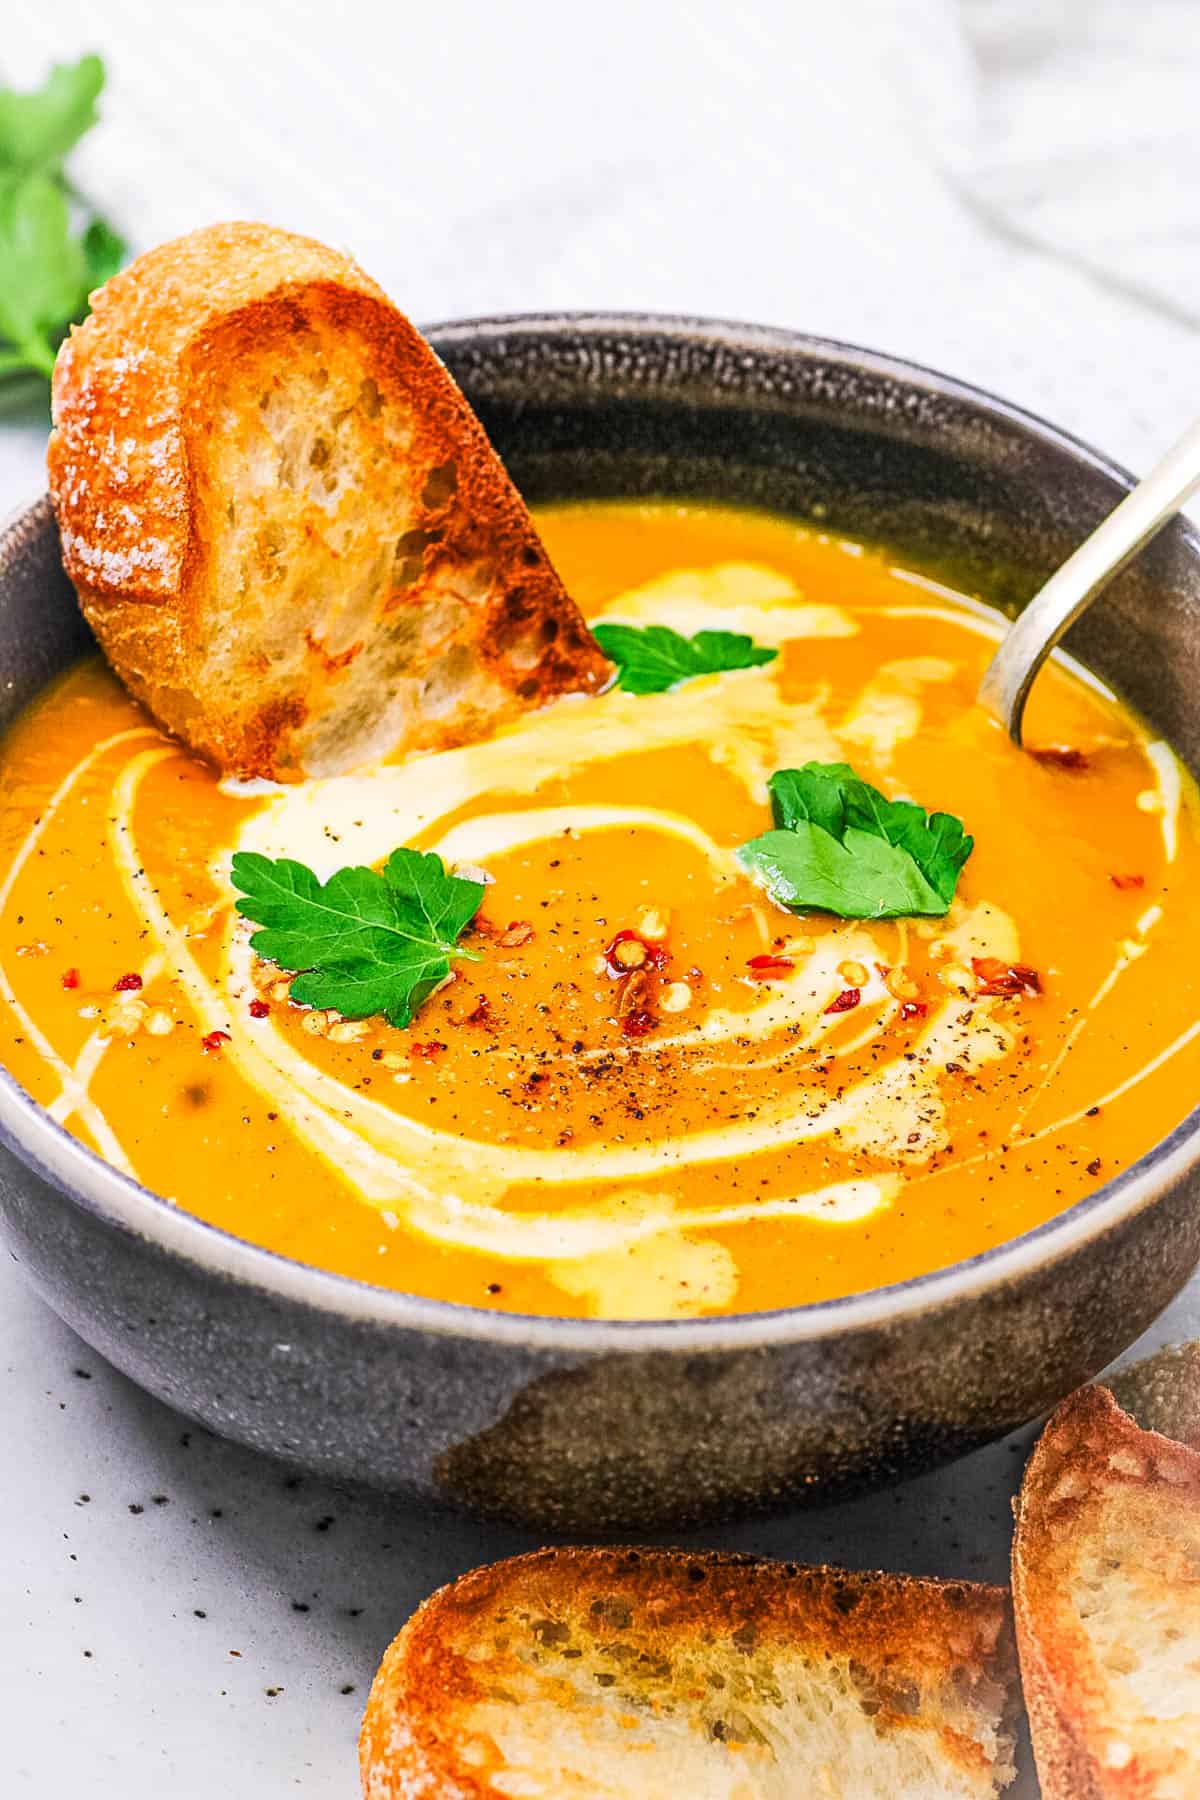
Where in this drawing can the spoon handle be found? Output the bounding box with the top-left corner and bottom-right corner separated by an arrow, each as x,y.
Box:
978,414 -> 1200,742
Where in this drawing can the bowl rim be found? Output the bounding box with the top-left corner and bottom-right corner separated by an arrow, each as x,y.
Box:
3,309 -> 1199,1355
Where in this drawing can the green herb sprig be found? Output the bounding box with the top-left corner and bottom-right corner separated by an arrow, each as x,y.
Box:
0,55 -> 126,384
231,848 -> 484,1029
738,762 -> 973,920
592,621 -> 777,695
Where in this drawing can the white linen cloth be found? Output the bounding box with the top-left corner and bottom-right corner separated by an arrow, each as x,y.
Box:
4,0 -> 1200,506
902,0 -> 1200,330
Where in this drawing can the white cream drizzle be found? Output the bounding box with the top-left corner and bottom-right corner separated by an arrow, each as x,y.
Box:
929,900 -> 1022,967
46,950 -> 166,1131
3,559 -> 1192,1317
591,561 -> 860,644
0,726 -> 158,1174
227,666 -> 841,880
549,1233 -> 740,1320
838,656 -> 957,768
433,804 -> 727,875
1147,740 -> 1181,862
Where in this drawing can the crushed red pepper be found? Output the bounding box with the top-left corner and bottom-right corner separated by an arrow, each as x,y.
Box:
604,929 -> 668,976
497,921 -> 535,948
411,1040 -> 447,1060
1110,873 -> 1145,891
620,1008 -> 658,1038
899,999 -> 929,1021
113,972 -> 142,992
613,962 -> 662,1038
248,999 -> 270,1018
746,953 -> 795,978
824,988 -> 862,1015
972,957 -> 1042,997
201,1030 -> 230,1053
61,967 -> 80,990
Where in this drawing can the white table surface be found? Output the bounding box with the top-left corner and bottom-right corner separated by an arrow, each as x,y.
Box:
5,3 -> 1200,1792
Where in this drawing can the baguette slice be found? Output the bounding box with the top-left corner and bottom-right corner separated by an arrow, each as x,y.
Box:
1110,1339 -> 1200,1451
48,221 -> 610,780
360,1546 -> 1019,1799
1013,1383 -> 1200,1798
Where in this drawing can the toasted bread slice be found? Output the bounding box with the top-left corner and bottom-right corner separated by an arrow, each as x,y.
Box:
360,1547 -> 1019,1798
47,221 -> 610,779
1013,1383 -> 1200,1798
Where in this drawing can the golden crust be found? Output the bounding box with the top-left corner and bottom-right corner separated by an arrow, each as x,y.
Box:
359,1546 -> 1018,1799
48,221 -> 610,779
1013,1383 -> 1200,1799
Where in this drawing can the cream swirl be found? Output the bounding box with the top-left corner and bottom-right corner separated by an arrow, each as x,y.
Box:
180,586 -> 1017,1305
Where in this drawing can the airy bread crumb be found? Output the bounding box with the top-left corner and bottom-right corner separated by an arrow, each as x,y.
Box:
1014,1381 -> 1200,1798
48,221 -> 610,780
361,1546 -> 1020,1798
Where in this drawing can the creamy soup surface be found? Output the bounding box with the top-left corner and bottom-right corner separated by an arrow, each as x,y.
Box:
2,501 -> 1199,1320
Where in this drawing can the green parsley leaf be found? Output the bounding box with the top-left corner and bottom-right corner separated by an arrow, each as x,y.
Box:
0,54 -> 104,175
0,174 -> 86,374
230,847 -> 484,1030
81,214 -> 127,288
592,622 -> 777,695
738,762 -> 973,919
0,55 -> 126,385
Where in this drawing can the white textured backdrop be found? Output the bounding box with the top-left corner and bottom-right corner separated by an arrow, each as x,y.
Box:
4,2 -> 1200,1792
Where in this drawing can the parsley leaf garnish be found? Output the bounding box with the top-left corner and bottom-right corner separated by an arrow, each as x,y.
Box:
231,848 -> 484,1029
592,622 -> 777,695
738,762 -> 973,919
0,55 -> 126,384
0,54 -> 105,171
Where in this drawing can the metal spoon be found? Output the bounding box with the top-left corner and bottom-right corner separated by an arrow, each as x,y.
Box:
978,415 -> 1200,743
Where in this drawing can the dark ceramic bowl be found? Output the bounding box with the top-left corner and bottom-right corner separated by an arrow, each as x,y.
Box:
3,316 -> 1200,1533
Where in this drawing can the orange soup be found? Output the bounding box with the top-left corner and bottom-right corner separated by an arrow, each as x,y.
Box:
2,502 -> 1199,1319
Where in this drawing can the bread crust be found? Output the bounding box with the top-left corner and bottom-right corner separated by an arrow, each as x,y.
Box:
1013,1383 -> 1200,1799
48,221 -> 610,779
360,1545 -> 1017,1799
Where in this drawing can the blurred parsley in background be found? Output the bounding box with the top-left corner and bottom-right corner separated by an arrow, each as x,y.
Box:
0,54 -> 125,386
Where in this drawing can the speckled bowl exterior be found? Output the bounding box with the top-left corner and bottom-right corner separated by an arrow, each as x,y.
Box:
2,316 -> 1199,1532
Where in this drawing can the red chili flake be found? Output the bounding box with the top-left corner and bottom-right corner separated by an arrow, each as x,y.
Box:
686,964 -> 705,986
899,999 -> 929,1021
201,1030 -> 230,1053
1110,873 -> 1145,891
604,929 -> 668,975
113,972 -> 143,993
620,1008 -> 658,1038
746,954 -> 795,978
465,996 -> 494,1026
497,920 -> 535,949
824,987 -> 862,1015
411,1040 -> 447,1059
61,968 -> 80,990
1030,745 -> 1089,771
972,957 -> 1042,997
248,999 -> 270,1018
